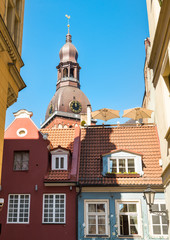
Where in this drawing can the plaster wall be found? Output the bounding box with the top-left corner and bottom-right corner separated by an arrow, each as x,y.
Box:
155,75 -> 170,168
146,0 -> 160,45
0,137 -> 77,240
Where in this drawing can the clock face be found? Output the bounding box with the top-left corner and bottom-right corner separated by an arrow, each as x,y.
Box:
70,100 -> 82,113
49,104 -> 53,116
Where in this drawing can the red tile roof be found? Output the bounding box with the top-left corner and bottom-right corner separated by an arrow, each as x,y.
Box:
44,170 -> 70,182
79,124 -> 163,186
41,128 -> 75,152
41,128 -> 75,181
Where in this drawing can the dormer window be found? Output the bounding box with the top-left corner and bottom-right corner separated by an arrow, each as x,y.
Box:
102,150 -> 143,176
51,148 -> 70,171
53,156 -> 67,170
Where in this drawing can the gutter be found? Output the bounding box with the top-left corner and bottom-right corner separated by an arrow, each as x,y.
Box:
76,185 -> 82,240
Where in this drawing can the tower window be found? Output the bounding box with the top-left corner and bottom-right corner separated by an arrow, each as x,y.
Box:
70,68 -> 74,78
63,68 -> 68,77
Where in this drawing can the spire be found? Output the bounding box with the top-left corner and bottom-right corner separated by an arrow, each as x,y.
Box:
65,14 -> 72,43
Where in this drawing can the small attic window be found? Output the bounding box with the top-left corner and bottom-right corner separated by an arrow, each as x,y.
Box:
51,148 -> 69,171
52,156 -> 67,170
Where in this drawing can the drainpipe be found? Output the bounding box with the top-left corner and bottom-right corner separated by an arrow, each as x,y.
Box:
87,104 -> 91,125
76,185 -> 82,240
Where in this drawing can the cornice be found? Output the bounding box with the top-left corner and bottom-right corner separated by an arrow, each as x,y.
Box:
8,63 -> 26,90
0,14 -> 24,68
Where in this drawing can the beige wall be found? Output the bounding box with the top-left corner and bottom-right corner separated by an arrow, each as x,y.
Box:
146,0 -> 160,45
144,0 -> 170,235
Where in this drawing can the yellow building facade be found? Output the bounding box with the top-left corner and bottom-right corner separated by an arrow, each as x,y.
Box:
0,0 -> 26,184
143,0 -> 170,234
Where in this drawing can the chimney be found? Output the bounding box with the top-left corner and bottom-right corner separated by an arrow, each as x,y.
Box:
87,104 -> 91,125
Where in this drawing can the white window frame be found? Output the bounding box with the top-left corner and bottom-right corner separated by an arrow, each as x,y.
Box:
84,199 -> 110,237
149,199 -> 168,237
108,157 -> 135,173
51,155 -> 67,170
7,194 -> 30,224
107,151 -> 143,175
42,194 -> 66,224
115,200 -> 142,237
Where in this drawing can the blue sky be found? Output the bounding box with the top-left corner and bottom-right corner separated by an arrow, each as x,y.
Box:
5,0 -> 149,128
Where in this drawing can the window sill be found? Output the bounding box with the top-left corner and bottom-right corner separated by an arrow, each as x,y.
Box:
105,173 -> 140,178
118,235 -> 142,238
13,170 -> 29,172
86,235 -> 109,238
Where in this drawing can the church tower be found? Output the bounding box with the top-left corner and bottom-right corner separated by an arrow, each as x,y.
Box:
41,21 -> 92,129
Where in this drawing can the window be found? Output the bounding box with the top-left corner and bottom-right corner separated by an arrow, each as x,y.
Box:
116,200 -> 141,236
63,68 -> 68,77
7,194 -> 30,223
13,151 -> 29,171
150,201 -> 168,236
43,194 -> 66,224
109,158 -> 135,173
85,200 -> 109,236
6,0 -> 23,48
70,68 -> 74,78
52,155 -> 67,170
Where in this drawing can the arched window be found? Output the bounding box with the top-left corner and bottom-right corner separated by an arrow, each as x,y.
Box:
70,68 -> 74,78
63,68 -> 68,77
58,124 -> 62,129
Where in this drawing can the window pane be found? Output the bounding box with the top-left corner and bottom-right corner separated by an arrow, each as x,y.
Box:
129,204 -> 137,212
160,204 -> 166,211
153,225 -> 161,234
97,204 -> 105,212
161,215 -> 167,224
98,225 -> 106,234
120,215 -> 129,235
128,159 -> 135,172
162,225 -> 168,235
130,226 -> 138,235
22,152 -> 29,170
88,225 -> 96,234
98,216 -> 105,224
152,215 -> 160,224
88,216 -> 96,224
119,204 -> 127,212
152,204 -> 159,211
110,159 -> 117,173
55,158 -> 59,168
130,216 -> 137,224
88,204 -> 96,212
119,159 -> 125,173
60,157 -> 64,169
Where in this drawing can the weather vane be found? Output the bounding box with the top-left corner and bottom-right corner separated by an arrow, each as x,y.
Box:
65,14 -> 70,33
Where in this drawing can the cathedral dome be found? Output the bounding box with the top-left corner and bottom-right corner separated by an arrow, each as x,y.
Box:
45,86 -> 90,120
59,33 -> 78,63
